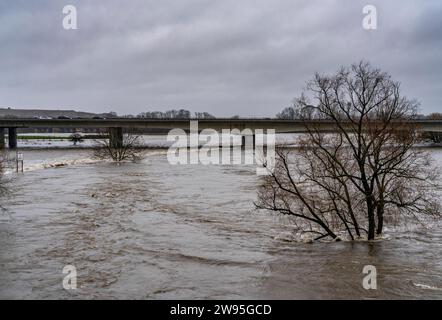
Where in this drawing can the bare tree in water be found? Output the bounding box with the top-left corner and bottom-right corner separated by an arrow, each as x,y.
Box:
257,61 -> 441,241
93,129 -> 144,162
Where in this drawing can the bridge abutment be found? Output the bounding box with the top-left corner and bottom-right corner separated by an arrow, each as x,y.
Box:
0,128 -> 5,149
109,127 -> 123,148
8,127 -> 17,149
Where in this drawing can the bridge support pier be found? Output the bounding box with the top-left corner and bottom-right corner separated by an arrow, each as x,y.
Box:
109,127 -> 123,148
241,135 -> 255,149
0,128 -> 5,149
8,127 -> 17,149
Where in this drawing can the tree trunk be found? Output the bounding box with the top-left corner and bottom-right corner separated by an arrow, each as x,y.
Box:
376,202 -> 384,235
367,198 -> 376,240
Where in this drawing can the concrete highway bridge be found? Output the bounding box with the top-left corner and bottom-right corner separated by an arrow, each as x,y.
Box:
1,118 -> 442,149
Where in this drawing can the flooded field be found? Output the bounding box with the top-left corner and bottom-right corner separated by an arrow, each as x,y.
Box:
1,145 -> 442,299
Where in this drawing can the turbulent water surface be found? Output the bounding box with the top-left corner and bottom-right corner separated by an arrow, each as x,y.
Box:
1,144 -> 442,299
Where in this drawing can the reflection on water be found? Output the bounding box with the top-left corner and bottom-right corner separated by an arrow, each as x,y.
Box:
0,148 -> 442,299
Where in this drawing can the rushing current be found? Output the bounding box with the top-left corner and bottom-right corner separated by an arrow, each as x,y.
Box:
1,137 -> 442,299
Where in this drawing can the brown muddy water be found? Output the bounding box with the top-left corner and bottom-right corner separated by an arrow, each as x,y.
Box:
0,148 -> 442,299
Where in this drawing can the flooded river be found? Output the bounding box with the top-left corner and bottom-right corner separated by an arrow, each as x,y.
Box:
1,145 -> 442,299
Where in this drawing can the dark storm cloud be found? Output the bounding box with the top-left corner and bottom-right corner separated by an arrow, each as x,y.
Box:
0,0 -> 441,116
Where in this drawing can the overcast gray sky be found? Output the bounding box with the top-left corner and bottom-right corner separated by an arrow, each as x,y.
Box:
0,0 -> 440,116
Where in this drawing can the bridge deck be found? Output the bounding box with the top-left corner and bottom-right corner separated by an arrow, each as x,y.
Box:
0,118 -> 441,133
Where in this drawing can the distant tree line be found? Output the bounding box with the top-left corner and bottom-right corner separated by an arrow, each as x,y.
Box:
122,109 -> 216,119
276,105 -> 316,120
276,105 -> 438,121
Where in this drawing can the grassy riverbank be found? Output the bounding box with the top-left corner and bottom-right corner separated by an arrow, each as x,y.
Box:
17,135 -> 102,140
